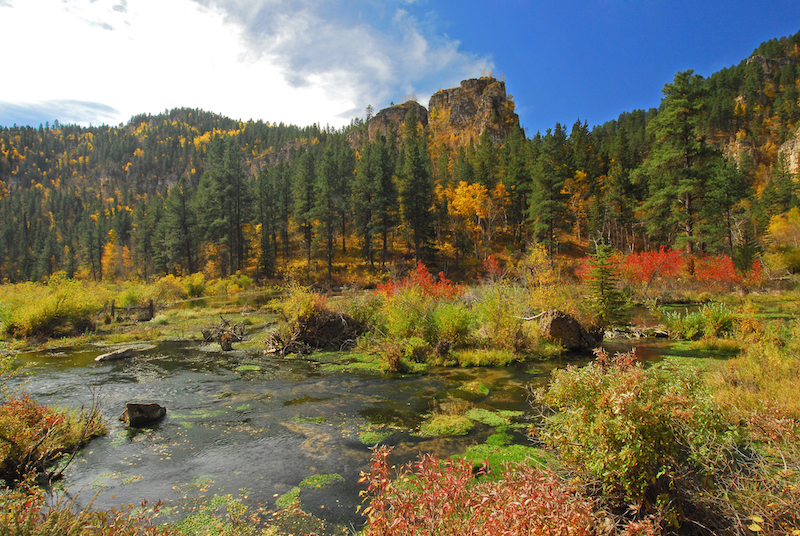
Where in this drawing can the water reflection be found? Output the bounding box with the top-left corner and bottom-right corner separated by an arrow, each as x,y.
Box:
9,334 -> 704,529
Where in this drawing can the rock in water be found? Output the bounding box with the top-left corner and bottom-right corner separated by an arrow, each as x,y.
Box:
220,332 -> 233,351
539,310 -> 603,350
95,348 -> 134,361
120,403 -> 167,427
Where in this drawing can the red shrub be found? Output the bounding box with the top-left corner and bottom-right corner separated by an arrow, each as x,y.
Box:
360,446 -> 597,536
482,254 -> 503,281
619,247 -> 685,286
694,254 -> 741,288
376,262 -> 463,300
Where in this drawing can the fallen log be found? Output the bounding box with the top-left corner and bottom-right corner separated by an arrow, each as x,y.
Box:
95,348 -> 135,362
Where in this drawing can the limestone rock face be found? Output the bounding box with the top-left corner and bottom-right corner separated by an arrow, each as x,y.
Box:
428,77 -> 520,147
779,126 -> 800,175
367,101 -> 429,143
120,403 -> 167,427
250,140 -> 309,176
723,135 -> 757,169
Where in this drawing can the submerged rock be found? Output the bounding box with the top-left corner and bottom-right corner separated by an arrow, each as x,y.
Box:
539,310 -> 603,350
120,402 -> 167,427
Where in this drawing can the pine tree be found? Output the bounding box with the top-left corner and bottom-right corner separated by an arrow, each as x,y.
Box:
585,243 -> 627,328
195,136 -> 250,276
292,149 -> 316,268
528,124 -> 571,256
314,142 -> 340,283
637,70 -> 719,256
398,106 -> 435,263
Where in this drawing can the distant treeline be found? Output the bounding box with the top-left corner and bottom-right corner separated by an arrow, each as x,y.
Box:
1,31 -> 800,283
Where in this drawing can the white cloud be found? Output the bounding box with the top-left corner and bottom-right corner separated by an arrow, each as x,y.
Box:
0,0 -> 491,127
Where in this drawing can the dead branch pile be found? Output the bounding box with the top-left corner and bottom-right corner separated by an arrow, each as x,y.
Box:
266,310 -> 366,356
201,316 -> 245,351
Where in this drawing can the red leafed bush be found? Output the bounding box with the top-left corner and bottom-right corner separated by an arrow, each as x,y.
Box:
359,446 -> 597,536
0,394 -> 105,484
377,262 -> 463,300
482,254 -> 503,282
694,254 -> 741,288
619,246 -> 685,287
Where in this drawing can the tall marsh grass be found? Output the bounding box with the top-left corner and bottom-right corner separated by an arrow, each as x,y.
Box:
0,275 -> 107,338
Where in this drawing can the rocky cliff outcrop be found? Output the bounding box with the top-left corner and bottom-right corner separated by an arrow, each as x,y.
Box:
367,101 -> 429,143
274,77 -> 519,164
778,126 -> 800,175
723,135 -> 757,169
428,77 -> 520,148
747,54 -> 795,82
356,76 -> 519,150
249,140 -> 310,176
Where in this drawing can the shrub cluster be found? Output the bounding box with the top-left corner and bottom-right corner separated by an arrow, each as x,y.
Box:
535,348 -> 728,521
359,446 -> 598,536
654,302 -> 737,339
0,394 -> 106,485
0,274 -> 106,338
347,262 -> 549,369
0,484 -> 175,536
579,246 -> 768,300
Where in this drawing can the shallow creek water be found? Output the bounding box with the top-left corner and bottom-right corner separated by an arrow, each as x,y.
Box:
9,331 -> 693,530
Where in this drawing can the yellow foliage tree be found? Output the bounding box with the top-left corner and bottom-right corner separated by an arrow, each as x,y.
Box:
447,181 -> 508,259
766,207 -> 800,271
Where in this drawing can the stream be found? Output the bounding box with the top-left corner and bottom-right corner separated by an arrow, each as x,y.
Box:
7,320 -> 699,531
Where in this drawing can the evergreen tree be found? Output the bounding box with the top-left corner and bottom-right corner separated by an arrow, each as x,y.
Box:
585,243 -> 627,328
314,142 -> 340,283
161,177 -> 198,274
701,158 -> 750,255
292,149 -> 316,268
398,106 -> 435,263
255,167 -> 276,278
528,124 -> 571,256
499,127 -> 529,244
761,154 -> 797,218
373,135 -> 397,267
637,70 -> 719,256
353,141 -> 377,266
195,136 -> 250,276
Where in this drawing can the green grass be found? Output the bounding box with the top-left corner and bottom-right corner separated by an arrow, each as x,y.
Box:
234,364 -> 261,372
358,429 -> 394,445
458,381 -> 489,396
292,415 -> 326,424
417,414 -> 474,437
275,487 -> 301,509
455,443 -> 554,473
464,408 -> 524,427
299,473 -> 344,489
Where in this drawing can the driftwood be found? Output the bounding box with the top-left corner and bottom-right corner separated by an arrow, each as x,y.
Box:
266,310 -> 366,356
95,347 -> 135,361
201,315 -> 245,351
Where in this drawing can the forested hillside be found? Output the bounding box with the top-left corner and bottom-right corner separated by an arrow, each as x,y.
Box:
2,30 -> 800,285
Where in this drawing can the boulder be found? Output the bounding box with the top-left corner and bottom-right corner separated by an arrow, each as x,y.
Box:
220,332 -> 234,351
539,310 -> 603,351
95,348 -> 135,362
120,403 -> 167,427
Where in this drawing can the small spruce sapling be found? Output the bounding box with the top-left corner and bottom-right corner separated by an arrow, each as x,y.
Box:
585,243 -> 627,328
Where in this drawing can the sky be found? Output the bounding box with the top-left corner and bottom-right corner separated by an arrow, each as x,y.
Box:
1,0 -> 800,136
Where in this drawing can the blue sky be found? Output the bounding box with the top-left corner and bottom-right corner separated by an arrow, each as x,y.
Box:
1,0 -> 799,135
